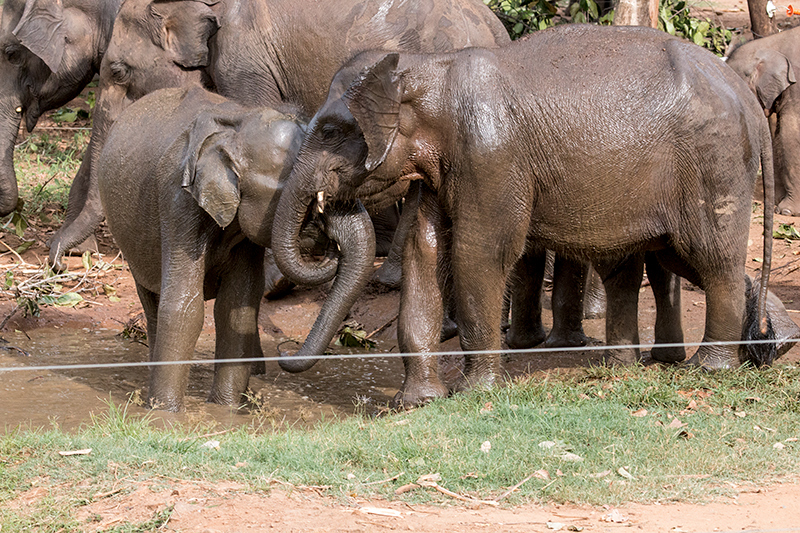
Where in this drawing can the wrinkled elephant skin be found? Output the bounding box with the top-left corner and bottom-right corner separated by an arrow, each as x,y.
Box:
727,27 -> 800,216
0,0 -> 121,216
97,86 -> 374,412
47,0 -> 510,276
273,25 -> 778,407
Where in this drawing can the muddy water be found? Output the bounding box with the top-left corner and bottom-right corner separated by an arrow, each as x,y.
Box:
0,327 -> 404,433
0,279 -> 742,434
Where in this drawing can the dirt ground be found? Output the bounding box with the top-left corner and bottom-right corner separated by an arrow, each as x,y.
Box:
4,2 -> 800,531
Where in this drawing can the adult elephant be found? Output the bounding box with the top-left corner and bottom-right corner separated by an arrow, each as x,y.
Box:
726,26 -> 800,215
46,0 -> 510,270
0,0 -> 121,216
273,25 -> 778,406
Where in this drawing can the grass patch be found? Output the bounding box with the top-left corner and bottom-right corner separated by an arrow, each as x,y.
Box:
1,365 -> 799,528
10,129 -> 88,228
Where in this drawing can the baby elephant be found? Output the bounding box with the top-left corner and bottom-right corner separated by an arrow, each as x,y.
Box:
98,86 -> 375,412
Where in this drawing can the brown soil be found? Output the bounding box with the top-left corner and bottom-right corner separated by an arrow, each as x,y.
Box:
5,4 -> 800,530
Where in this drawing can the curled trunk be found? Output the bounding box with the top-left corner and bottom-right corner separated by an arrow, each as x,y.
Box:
272,156 -> 340,286
0,99 -> 22,216
278,201 -> 376,373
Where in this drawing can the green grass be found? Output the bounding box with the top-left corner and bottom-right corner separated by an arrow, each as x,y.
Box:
2,365 -> 799,529
11,130 -> 88,227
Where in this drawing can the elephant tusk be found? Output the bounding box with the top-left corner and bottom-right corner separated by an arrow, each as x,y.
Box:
317,191 -> 325,214
15,107 -> 22,114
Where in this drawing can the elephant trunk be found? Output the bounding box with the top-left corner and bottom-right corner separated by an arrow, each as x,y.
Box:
0,98 -> 23,216
272,155 -> 340,285
278,200 -> 376,373
47,84 -> 123,269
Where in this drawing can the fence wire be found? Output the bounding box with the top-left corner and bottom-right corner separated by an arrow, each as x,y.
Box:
0,337 -> 796,374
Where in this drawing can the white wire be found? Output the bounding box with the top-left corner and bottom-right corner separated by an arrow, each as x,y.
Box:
0,337 -> 795,373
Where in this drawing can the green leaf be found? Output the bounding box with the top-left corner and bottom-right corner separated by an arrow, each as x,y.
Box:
587,0 -> 599,20
3,271 -> 14,290
335,325 -> 376,349
693,31 -> 706,46
15,240 -> 34,254
81,250 -> 93,271
54,292 -> 84,307
773,223 -> 800,240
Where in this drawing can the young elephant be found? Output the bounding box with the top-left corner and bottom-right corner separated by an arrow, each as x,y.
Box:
273,24 -> 777,407
726,27 -> 800,216
98,86 -> 374,412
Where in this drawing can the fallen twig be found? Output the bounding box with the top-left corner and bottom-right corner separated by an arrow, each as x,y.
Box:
416,475 -> 498,507
0,239 -> 27,264
366,314 -> 399,340
496,472 -> 538,502
363,472 -> 403,486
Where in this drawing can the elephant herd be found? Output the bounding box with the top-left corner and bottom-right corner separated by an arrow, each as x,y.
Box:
2,0 -> 800,412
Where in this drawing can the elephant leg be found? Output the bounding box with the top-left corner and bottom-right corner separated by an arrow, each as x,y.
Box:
148,262 -> 206,412
544,255 -> 589,348
396,185 -> 449,407
505,247 -> 547,349
774,109 -> 800,216
594,254 -> 645,365
583,266 -> 606,319
687,273 -> 746,369
135,282 -> 160,360
646,253 -> 685,363
209,241 -> 265,406
373,196 -> 415,289
372,201 -> 401,257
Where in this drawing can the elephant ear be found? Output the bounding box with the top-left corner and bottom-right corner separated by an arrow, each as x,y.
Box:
149,0 -> 220,68
342,53 -> 403,172
12,0 -> 66,73
180,111 -> 242,228
749,49 -> 797,112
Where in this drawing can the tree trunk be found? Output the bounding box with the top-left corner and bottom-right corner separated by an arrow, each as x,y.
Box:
747,0 -> 778,38
614,0 -> 658,27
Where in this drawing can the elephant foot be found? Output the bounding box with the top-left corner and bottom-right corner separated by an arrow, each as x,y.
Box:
391,378 -> 449,409
147,395 -> 184,412
207,388 -> 247,407
650,345 -> 686,364
602,347 -> 640,366
544,328 -> 589,348
441,315 -> 459,342
686,346 -> 739,370
453,367 -> 500,395
505,324 -> 546,349
776,198 -> 800,217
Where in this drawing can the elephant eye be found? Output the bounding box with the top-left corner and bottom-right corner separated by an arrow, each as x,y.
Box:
319,122 -> 342,140
4,45 -> 23,66
109,61 -> 132,85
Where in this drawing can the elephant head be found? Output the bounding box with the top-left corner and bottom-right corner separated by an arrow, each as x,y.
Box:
273,53 -> 411,372
0,0 -> 121,215
179,103 -> 303,246
179,95 -> 377,372
726,46 -> 797,114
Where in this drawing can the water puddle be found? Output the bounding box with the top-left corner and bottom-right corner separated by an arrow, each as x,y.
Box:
0,327 -> 404,433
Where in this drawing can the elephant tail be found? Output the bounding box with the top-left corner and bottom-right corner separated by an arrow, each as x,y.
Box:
758,116 -> 774,335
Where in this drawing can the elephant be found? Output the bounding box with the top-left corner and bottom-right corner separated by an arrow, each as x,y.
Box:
0,0 -> 121,216
46,0 -> 510,275
726,26 -> 800,216
98,85 -> 375,412
272,24 -> 779,407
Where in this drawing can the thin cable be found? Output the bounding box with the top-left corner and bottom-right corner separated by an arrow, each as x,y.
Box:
0,337 -> 797,373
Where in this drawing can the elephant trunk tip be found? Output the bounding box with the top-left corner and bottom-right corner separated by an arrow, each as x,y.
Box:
278,347 -> 320,373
